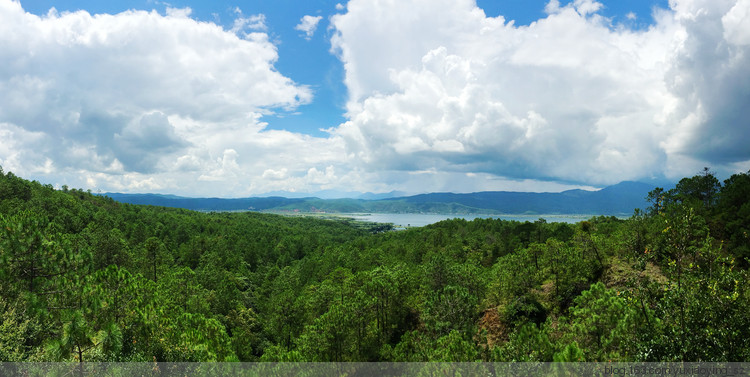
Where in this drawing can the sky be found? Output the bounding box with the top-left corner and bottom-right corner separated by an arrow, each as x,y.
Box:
1,0 -> 749,197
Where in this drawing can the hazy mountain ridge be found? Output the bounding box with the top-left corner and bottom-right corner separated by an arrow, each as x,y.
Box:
104,181 -> 655,215
103,193 -> 309,211
399,181 -> 654,214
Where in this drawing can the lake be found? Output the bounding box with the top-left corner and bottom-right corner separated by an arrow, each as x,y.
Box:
346,213 -> 596,228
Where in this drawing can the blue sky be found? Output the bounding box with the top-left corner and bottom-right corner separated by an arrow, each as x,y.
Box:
19,0 -> 669,137
21,0 -> 350,136
2,0 -> 749,196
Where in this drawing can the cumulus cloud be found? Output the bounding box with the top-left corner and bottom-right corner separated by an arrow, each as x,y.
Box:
231,7 -> 267,35
723,0 -> 750,45
0,0 -> 329,195
166,7 -> 192,18
3,0 -> 750,197
662,0 -> 750,167
306,165 -> 336,185
199,149 -> 240,182
295,15 -> 323,40
262,168 -> 289,180
113,112 -> 188,173
331,0 -> 750,186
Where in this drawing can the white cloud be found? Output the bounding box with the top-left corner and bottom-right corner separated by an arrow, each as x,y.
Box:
0,122 -> 47,174
113,112 -> 188,173
3,0 -> 749,197
231,7 -> 267,35
199,149 -> 240,182
262,168 -> 289,180
662,0 -> 750,171
0,0 -> 329,196
295,15 -> 323,40
545,0 -> 562,14
166,7 -> 192,18
723,0 -> 750,45
330,0 -> 750,187
306,165 -> 336,185
572,0 -> 603,16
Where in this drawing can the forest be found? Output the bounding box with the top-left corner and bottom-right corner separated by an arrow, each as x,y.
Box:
0,166 -> 749,362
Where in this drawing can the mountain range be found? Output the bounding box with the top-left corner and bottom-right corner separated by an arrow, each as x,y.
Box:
103,181 -> 655,215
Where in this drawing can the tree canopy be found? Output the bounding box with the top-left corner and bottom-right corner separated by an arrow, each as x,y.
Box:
1,167 -> 749,361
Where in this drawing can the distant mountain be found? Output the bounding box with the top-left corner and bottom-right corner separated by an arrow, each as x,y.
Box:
356,191 -> 409,200
103,193 -> 307,211
396,181 -> 654,215
104,181 -> 655,215
255,191 -> 319,199
258,189 -> 366,199
256,189 -> 410,200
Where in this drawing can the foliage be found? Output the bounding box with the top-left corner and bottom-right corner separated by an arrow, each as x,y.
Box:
0,167 -> 749,361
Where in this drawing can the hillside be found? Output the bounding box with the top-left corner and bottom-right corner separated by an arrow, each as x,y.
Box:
104,181 -> 654,215
1,168 -> 749,362
103,193 -> 308,211
398,181 -> 654,214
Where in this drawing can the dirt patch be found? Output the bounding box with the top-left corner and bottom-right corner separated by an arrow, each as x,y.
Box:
477,307 -> 507,348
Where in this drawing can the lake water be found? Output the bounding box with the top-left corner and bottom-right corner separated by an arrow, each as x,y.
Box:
346,213 -> 594,228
